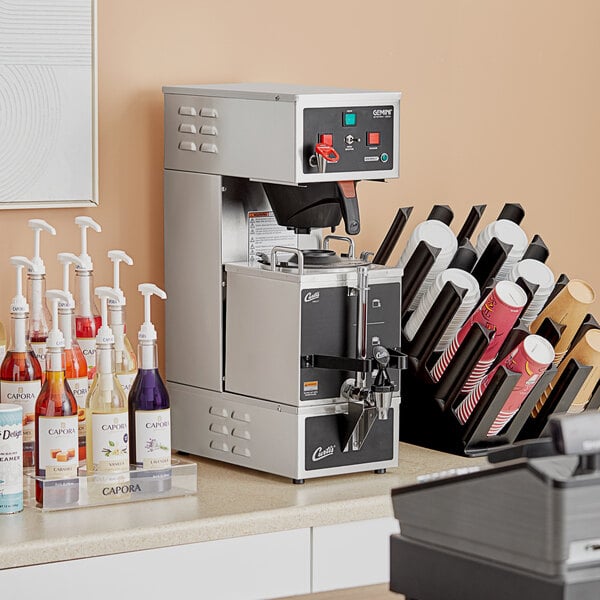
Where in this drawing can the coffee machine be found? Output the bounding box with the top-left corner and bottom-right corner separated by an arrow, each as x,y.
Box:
163,83 -> 404,482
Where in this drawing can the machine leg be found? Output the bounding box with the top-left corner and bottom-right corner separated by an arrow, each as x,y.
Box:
374,468 -> 386,474
293,478 -> 305,484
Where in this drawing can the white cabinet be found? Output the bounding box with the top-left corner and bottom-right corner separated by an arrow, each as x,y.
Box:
0,517 -> 398,598
0,528 -> 311,600
312,517 -> 400,593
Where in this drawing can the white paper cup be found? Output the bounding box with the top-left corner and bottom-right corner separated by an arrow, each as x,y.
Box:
476,219 -> 528,281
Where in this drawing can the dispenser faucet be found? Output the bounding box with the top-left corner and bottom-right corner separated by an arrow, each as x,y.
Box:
340,265 -> 396,452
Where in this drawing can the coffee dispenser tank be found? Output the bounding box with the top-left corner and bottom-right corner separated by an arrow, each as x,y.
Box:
163,83 -> 403,482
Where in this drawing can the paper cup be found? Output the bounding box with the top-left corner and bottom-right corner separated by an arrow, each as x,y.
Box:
432,281 -> 527,383
476,219 -> 528,280
397,220 -> 458,311
455,335 -> 554,429
405,268 -> 479,343
534,329 -> 600,416
532,279 -> 596,365
509,259 -> 555,326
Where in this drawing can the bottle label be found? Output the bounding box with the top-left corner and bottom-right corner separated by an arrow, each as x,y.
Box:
0,413 -> 23,513
37,416 -> 78,479
91,412 -> 129,472
135,409 -> 171,469
116,372 -> 137,397
77,338 -> 96,369
1,380 -> 41,445
67,377 -> 89,438
30,341 -> 47,365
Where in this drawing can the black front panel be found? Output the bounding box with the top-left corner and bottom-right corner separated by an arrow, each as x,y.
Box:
303,106 -> 395,174
305,409 -> 395,471
300,282 -> 401,401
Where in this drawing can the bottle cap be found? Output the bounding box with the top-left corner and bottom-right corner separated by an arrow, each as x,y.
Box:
75,216 -> 102,271
27,219 -> 56,275
107,250 -> 133,306
138,283 -> 167,342
94,286 -> 121,345
57,252 -> 85,309
9,256 -> 35,314
45,290 -> 70,349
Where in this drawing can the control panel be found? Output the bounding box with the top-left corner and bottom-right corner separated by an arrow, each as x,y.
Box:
303,106 -> 395,174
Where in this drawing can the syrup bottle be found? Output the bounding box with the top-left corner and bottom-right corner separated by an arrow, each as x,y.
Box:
107,250 -> 137,397
73,217 -> 102,381
129,284 -> 170,491
26,219 -> 57,374
57,252 -> 89,463
0,320 -> 6,365
35,290 -> 79,507
86,287 -> 130,494
0,256 -> 43,468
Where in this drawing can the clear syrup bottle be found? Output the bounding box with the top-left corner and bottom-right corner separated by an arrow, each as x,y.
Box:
107,250 -> 137,397
85,287 -> 130,500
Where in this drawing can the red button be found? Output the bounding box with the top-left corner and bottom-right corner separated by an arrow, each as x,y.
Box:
367,132 -> 380,146
319,133 -> 333,146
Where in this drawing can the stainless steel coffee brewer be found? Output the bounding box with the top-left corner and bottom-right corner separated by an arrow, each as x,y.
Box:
163,84 -> 404,481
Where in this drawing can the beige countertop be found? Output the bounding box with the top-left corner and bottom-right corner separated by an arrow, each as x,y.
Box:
0,443 -> 487,570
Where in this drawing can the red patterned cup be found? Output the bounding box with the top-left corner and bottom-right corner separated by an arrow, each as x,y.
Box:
432,281 -> 527,385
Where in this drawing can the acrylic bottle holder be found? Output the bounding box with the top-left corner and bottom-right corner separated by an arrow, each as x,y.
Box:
25,458 -> 197,511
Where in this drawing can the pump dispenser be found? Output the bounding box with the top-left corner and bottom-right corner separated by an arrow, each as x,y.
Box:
26,219 -> 56,370
107,250 -> 137,396
57,252 -> 89,462
0,320 -> 6,365
128,284 -> 170,486
0,257 -> 43,467
85,287 -> 130,483
74,217 -> 102,380
35,290 -> 79,506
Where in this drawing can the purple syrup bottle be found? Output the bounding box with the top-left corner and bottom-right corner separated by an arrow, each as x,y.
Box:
128,285 -> 171,492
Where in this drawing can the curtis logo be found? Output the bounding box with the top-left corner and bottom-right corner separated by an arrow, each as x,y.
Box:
312,445 -> 335,462
304,291 -> 320,303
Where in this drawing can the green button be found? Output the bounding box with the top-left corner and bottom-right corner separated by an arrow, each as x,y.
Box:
380,153 -> 389,163
343,112 -> 357,127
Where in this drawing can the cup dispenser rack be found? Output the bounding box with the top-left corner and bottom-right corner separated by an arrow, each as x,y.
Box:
398,205 -> 600,457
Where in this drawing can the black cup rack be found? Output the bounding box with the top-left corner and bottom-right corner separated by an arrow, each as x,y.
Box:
397,204 -> 599,457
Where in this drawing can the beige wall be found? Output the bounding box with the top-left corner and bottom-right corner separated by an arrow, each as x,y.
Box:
1,0 -> 600,366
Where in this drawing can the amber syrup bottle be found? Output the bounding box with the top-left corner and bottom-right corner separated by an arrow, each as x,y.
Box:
73,217 -> 102,381
0,257 -> 43,468
26,219 -> 57,384
58,253 -> 89,463
35,290 -> 79,507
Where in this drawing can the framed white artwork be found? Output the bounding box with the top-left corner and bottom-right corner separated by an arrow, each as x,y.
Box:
0,0 -> 97,209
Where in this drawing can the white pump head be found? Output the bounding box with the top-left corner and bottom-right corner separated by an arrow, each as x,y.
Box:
10,256 -> 35,314
107,250 -> 134,306
138,283 -> 167,342
45,290 -> 70,350
57,253 -> 85,310
94,286 -> 121,345
74,216 -> 102,271
28,219 -> 56,275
